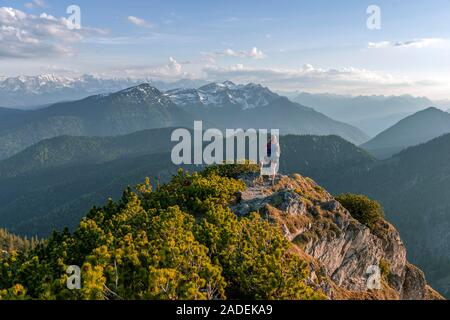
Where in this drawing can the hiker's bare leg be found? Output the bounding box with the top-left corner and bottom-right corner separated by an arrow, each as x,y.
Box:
271,161 -> 279,183
258,161 -> 265,183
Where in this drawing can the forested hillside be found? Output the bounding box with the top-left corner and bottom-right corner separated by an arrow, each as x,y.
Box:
361,107 -> 450,159
0,229 -> 37,254
0,133 -> 370,237
0,127 -> 176,178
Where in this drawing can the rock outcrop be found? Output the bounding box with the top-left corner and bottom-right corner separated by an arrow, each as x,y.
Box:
231,173 -> 444,300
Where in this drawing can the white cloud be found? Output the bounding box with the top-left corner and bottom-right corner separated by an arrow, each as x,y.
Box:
167,56 -> 182,74
127,16 -> 153,28
203,63 -> 442,96
0,7 -> 105,59
115,57 -> 189,80
368,41 -> 391,49
24,0 -> 46,9
83,32 -> 195,46
369,38 -> 448,49
212,47 -> 267,60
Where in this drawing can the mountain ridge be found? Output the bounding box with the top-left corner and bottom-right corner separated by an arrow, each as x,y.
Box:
288,91 -> 436,136
0,85 -> 193,160
167,81 -> 369,145
361,107 -> 450,159
167,81 -> 280,110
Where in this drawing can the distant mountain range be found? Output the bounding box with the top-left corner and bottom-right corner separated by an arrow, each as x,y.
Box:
0,84 -> 193,160
287,91 -> 437,136
3,73 -> 447,138
166,81 -> 368,144
0,82 -> 368,160
0,74 -> 207,109
361,107 -> 450,159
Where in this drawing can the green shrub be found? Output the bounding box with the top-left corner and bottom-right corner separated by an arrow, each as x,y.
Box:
313,185 -> 324,193
203,161 -> 259,179
379,259 -> 390,278
335,193 -> 384,230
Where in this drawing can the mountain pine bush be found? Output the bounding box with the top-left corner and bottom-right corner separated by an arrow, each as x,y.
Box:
0,165 -> 322,300
335,193 -> 385,230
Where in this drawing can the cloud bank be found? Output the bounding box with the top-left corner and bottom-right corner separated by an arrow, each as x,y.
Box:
0,7 -> 104,59
203,63 -> 441,96
208,47 -> 267,60
368,38 -> 448,49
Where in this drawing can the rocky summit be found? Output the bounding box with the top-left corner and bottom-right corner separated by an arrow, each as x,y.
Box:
231,172 -> 444,300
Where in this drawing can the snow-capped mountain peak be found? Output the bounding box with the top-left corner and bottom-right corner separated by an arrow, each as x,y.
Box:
222,80 -> 237,88
104,83 -> 174,106
0,74 -> 277,110
0,74 -> 74,93
166,81 -> 280,110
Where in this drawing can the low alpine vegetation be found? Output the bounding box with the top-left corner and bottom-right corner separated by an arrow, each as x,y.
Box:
335,193 -> 385,230
0,165 -> 322,300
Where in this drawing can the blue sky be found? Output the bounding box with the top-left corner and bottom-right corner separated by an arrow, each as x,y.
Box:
1,0 -> 450,98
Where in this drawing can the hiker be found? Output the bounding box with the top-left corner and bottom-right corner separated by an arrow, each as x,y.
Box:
260,135 -> 281,184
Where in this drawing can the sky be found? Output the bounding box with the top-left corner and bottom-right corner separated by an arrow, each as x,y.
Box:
1,0 -> 450,99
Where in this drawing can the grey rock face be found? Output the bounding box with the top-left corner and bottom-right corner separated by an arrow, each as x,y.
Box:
305,223 -> 387,291
231,173 -> 442,299
401,263 -> 427,300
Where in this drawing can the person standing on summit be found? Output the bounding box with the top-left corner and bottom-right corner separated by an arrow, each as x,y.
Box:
260,134 -> 281,184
